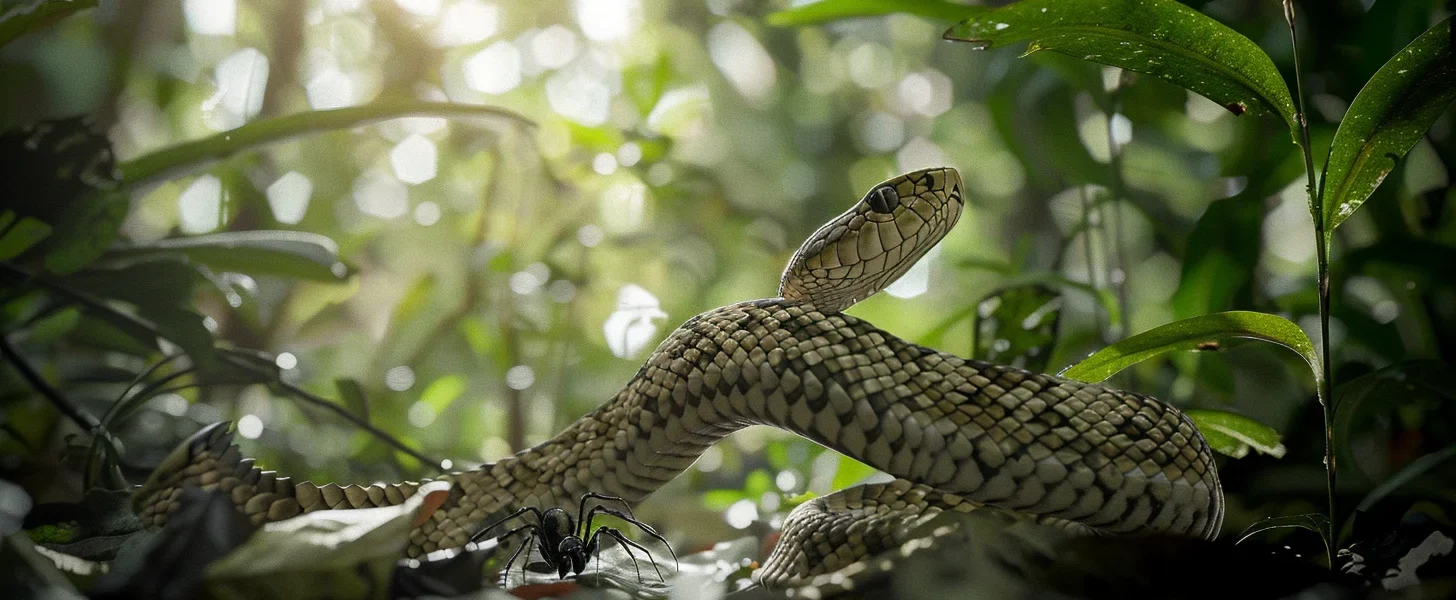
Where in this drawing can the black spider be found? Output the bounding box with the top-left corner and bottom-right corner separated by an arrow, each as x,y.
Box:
469,492 -> 678,584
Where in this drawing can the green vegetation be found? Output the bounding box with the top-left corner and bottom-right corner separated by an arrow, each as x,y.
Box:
2,0 -> 1453,597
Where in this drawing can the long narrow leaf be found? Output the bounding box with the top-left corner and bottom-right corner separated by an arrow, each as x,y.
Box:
944,0 -> 1296,130
0,0 -> 96,48
767,0 -> 983,27
117,101 -> 532,189
1060,311 -> 1323,404
1237,513 -> 1330,552
108,231 -> 351,282
1320,16 -> 1456,232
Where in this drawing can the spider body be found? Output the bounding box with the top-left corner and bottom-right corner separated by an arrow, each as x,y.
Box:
471,492 -> 677,585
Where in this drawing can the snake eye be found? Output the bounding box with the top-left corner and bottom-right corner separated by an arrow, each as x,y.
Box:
868,185 -> 900,213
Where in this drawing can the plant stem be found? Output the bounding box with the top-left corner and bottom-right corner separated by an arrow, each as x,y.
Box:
1104,87 -> 1132,347
1285,0 -> 1338,565
0,334 -> 100,431
1078,185 -> 1107,342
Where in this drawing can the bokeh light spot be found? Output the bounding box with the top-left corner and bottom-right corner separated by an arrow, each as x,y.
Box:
390,134 -> 439,184
464,41 -> 522,95
435,0 -> 497,46
413,201 -> 441,226
575,0 -> 640,42
184,0 -> 236,36
385,366 -> 416,391
603,284 -> 667,358
353,171 -> 409,219
238,414 -> 264,439
306,68 -> 357,110
505,365 -> 535,390
267,171 -> 312,225
179,175 -> 223,234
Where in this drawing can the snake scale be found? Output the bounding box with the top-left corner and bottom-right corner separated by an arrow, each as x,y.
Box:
134,167 -> 1223,590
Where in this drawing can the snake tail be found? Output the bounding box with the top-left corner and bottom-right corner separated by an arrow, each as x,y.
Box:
133,421 -> 426,526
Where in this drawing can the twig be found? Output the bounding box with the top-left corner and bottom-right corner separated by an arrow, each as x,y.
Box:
1103,79 -> 1135,388
1077,185 -> 1107,342
0,334 -> 99,431
217,351 -> 443,471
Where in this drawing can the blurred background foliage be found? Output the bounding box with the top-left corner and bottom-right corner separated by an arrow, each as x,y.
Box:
0,0 -> 1453,570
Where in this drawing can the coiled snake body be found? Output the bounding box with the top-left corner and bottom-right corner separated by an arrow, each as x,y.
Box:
135,168 -> 1223,589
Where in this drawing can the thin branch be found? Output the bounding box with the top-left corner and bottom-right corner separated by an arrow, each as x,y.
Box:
217,350 -> 443,471
0,334 -> 99,431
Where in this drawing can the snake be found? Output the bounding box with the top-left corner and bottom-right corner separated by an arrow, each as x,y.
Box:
133,167 -> 1223,591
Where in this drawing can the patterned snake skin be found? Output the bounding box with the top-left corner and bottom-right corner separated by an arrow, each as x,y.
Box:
134,168 -> 1223,590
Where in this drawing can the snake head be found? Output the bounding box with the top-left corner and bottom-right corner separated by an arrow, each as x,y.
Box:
779,167 -> 964,314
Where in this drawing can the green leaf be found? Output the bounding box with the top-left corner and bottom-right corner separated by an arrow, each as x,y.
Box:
767,0 -> 983,27
832,456 -> 878,490
419,375 -> 465,412
944,0 -> 1296,129
1170,195 -> 1261,321
0,0 -> 97,48
1321,16 -> 1456,232
116,101 -> 532,190
334,378 -> 369,421
42,192 -> 127,275
1184,409 -> 1285,459
145,307 -> 217,372
391,274 -> 436,326
1236,513 -> 1330,549
972,284 -> 1063,373
1354,445 -> 1456,516
0,213 -> 52,260
62,257 -> 202,310
203,482 -> 448,600
923,260 -> 1118,348
745,469 -> 773,499
1332,361 -> 1456,482
23,306 -> 80,344
702,490 -> 745,511
108,231 -> 351,282
1059,311 -> 1323,404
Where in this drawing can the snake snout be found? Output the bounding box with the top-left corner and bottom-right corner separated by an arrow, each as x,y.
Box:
944,168 -> 963,204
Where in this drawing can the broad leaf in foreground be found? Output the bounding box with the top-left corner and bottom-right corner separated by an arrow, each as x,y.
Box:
203,481 -> 449,600
1059,311 -> 1322,404
767,0 -> 982,27
944,0 -> 1296,129
1321,16 -> 1456,232
1184,409 -> 1285,459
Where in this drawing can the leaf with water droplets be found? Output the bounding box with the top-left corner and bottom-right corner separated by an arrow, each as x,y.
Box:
943,0 -> 1295,131
1321,16 -> 1456,232
1060,311 -> 1324,409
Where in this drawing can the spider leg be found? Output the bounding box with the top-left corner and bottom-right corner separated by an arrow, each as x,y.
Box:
496,524 -> 537,587
586,526 -> 647,583
470,506 -> 547,544
583,506 -> 679,568
574,492 -> 641,536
